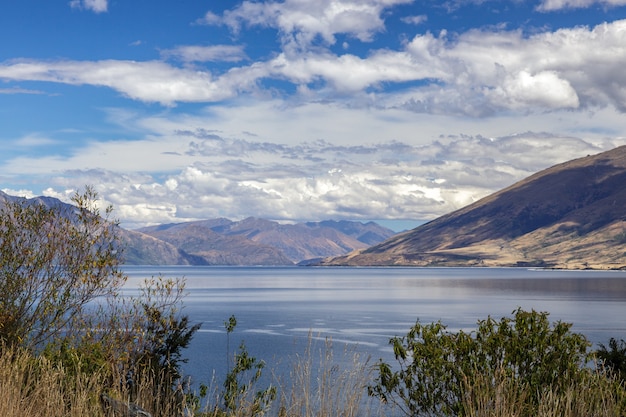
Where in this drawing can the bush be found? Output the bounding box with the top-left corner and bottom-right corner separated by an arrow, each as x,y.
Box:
0,186 -> 124,350
368,308 -> 592,417
0,187 -> 201,416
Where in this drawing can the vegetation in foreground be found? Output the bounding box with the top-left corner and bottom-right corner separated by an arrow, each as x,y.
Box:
1,311 -> 625,417
0,187 -> 625,416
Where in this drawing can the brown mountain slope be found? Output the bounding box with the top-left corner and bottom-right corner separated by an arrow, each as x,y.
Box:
321,145 -> 626,269
118,229 -> 195,265
139,222 -> 294,265
212,217 -> 395,262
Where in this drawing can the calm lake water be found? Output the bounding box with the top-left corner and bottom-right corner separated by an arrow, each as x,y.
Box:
122,266 -> 626,388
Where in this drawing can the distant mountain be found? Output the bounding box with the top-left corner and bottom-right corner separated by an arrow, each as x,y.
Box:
137,217 -> 396,265
136,221 -> 293,265
321,145 -> 626,270
117,228 -> 197,265
0,190 -> 396,266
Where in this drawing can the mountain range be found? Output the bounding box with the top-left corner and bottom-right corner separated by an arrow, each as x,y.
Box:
321,145 -> 626,270
0,191 -> 396,266
133,218 -> 395,265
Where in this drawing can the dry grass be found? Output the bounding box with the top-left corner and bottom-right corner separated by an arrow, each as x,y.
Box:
187,333 -> 383,417
274,334 -> 380,417
0,346 -> 187,417
0,347 -> 105,417
462,366 -> 626,417
536,371 -> 625,417
2,343 -> 625,417
462,368 -> 531,417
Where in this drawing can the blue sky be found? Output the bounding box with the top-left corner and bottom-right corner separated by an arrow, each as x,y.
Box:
1,0 -> 626,230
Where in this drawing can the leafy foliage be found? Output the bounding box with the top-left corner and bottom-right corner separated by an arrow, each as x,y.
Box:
222,317 -> 276,416
105,275 -> 201,415
0,186 -> 125,349
132,276 -> 201,380
0,187 -> 203,416
368,308 -> 591,417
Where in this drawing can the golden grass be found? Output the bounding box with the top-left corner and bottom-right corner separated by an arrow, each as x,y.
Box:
462,366 -> 626,417
1,343 -> 624,417
0,347 -> 104,417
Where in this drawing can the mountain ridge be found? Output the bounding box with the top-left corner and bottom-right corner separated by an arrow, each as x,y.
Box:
136,217 -> 396,265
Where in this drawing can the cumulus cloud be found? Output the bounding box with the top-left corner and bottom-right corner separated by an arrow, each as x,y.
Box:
393,20 -> 626,114
489,70 -> 579,109
2,5 -> 626,118
200,0 -> 412,51
69,0 -> 108,13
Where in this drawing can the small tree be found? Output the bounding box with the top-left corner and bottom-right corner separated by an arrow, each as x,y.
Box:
0,186 -> 125,350
118,276 -> 201,415
368,308 -> 591,417
222,316 -> 276,416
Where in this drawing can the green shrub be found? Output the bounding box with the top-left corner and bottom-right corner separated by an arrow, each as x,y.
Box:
368,308 -> 591,417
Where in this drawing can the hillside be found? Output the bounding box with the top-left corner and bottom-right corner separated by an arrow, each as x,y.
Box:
321,145 -> 626,269
116,229 -> 197,265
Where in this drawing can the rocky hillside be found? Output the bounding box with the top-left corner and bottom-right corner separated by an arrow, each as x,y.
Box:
321,145 -> 626,269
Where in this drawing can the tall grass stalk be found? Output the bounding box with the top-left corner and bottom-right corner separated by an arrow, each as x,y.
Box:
462,366 -> 626,417
0,346 -> 190,417
462,368 -> 531,417
275,333 -> 379,417
0,347 -> 104,417
3,340 -> 624,417
536,369 -> 625,417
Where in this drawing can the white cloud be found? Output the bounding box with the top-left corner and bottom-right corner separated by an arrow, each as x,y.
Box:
13,134 -> 58,147
0,87 -> 46,95
3,18 -> 626,116
201,0 -> 412,50
537,0 -> 626,11
103,130 -> 610,227
0,60 -> 229,105
490,70 -> 579,109
69,0 -> 108,13
1,188 -> 36,199
393,20 -> 626,115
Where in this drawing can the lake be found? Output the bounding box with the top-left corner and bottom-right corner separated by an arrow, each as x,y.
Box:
122,266 -> 626,391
